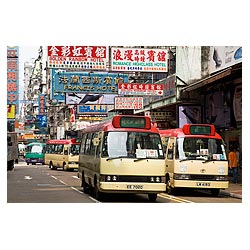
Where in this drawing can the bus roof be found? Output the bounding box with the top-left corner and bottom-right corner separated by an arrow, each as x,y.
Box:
159,124 -> 222,139
83,115 -> 160,134
46,138 -> 80,145
26,142 -> 46,146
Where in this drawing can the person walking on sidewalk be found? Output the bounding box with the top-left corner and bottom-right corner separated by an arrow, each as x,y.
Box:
228,147 -> 239,184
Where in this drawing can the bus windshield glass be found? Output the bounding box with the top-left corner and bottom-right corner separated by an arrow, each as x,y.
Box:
70,144 -> 80,155
102,131 -> 164,159
26,145 -> 44,154
176,137 -> 227,161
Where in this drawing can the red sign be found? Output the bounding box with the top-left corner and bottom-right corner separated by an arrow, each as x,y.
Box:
115,97 -> 143,109
118,83 -> 163,96
47,46 -> 107,69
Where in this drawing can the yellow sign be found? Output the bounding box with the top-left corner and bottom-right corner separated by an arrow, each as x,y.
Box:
7,104 -> 16,119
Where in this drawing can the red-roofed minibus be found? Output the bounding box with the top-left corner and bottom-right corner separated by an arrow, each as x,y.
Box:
45,138 -> 80,171
159,124 -> 229,196
78,115 -> 166,201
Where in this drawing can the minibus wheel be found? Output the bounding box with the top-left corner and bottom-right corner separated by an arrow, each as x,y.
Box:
82,173 -> 89,194
49,162 -> 55,170
148,193 -> 157,202
94,177 -> 103,201
63,163 -> 68,171
166,179 -> 174,195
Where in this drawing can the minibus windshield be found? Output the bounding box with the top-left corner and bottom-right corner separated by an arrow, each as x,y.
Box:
176,137 -> 227,161
102,131 -> 164,159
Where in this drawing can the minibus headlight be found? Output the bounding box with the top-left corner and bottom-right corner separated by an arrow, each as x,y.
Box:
155,177 -> 161,183
215,176 -> 228,181
174,174 -> 191,180
149,177 -> 162,183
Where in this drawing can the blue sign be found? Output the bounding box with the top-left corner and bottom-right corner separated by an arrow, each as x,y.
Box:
77,105 -> 107,116
51,69 -> 65,103
54,71 -> 129,93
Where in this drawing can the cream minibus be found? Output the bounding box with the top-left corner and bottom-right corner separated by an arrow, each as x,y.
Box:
78,115 -> 166,202
45,138 -> 80,171
159,124 -> 229,196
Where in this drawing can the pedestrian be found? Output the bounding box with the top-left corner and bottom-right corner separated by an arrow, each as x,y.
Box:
228,147 -> 239,184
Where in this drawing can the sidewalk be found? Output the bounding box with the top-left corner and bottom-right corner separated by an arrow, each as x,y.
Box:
220,182 -> 242,199
220,167 -> 242,199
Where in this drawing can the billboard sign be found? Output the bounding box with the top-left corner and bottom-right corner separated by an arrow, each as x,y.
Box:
7,46 -> 19,114
65,93 -> 117,105
47,46 -> 108,70
53,71 -> 129,93
77,104 -> 108,116
111,47 -> 168,72
118,83 -> 163,96
210,46 -> 242,73
114,97 -> 143,110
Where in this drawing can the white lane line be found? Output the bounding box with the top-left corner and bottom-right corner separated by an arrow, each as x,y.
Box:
71,186 -> 83,194
59,180 -> 67,185
88,196 -> 100,203
24,176 -> 32,180
72,176 -> 79,179
51,175 -> 57,180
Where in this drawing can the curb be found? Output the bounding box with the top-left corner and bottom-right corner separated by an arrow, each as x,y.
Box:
220,190 -> 242,199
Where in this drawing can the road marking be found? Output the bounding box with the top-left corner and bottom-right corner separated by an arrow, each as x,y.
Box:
24,176 -> 32,180
88,196 -> 100,203
51,175 -> 57,180
59,180 -> 67,185
72,176 -> 79,179
158,193 -> 194,203
71,186 -> 83,194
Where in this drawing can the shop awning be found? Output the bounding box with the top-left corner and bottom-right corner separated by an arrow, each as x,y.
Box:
181,67 -> 232,92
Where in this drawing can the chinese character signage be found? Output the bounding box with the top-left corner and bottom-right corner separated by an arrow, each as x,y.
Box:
118,83 -> 163,96
77,104 -> 108,117
47,46 -> 108,70
111,47 -> 168,72
115,97 -> 143,109
54,71 -> 129,93
38,94 -> 46,115
7,46 -> 19,115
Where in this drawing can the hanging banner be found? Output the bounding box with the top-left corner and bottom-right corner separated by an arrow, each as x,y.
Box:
47,46 -> 108,70
111,47 -> 168,72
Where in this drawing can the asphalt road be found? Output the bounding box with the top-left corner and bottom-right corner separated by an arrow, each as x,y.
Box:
7,160 -> 241,203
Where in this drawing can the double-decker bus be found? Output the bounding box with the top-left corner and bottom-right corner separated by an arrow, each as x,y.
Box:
45,138 -> 80,171
78,115 -> 166,201
25,142 -> 46,165
159,124 -> 229,196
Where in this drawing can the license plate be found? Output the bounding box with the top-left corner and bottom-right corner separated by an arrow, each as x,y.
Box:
127,184 -> 144,189
196,182 -> 211,187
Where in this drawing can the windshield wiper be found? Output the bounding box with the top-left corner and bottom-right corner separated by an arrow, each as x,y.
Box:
134,158 -> 148,162
202,159 -> 214,163
179,158 -> 190,162
106,156 -> 126,161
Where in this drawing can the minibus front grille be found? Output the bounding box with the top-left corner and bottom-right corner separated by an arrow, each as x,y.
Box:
118,176 -> 149,182
190,175 -> 216,181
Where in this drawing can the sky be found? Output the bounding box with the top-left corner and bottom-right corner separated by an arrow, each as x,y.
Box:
19,46 -> 40,99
